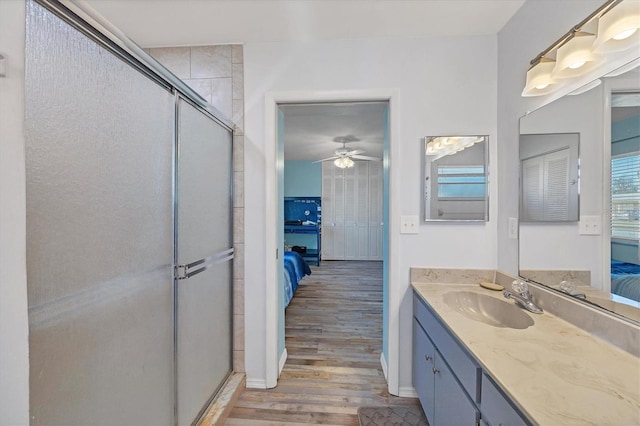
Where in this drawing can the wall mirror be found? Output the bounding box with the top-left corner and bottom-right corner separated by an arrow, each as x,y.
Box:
519,58 -> 640,324
423,135 -> 489,221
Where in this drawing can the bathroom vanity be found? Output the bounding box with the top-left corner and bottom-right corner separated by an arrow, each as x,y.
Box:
411,270 -> 640,426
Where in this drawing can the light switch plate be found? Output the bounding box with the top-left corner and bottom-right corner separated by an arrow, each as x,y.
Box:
579,215 -> 601,235
400,215 -> 419,234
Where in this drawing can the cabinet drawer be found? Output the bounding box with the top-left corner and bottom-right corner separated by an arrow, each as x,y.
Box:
481,374 -> 530,426
413,292 -> 480,401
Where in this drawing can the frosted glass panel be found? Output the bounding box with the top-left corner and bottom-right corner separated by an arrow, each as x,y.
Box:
176,99 -> 233,424
177,263 -> 232,424
25,2 -> 174,424
178,100 -> 233,262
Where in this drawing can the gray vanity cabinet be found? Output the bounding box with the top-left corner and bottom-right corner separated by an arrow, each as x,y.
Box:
413,296 -> 480,425
413,291 -> 531,426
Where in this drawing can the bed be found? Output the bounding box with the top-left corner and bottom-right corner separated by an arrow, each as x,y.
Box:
284,251 -> 312,307
611,260 -> 640,302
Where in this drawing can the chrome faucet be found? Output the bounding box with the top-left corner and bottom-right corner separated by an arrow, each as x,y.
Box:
559,280 -> 587,299
503,280 -> 543,314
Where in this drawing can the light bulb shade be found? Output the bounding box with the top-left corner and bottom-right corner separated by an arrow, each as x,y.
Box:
594,0 -> 640,53
334,157 -> 354,168
551,32 -> 603,79
425,136 -> 484,160
522,58 -> 557,97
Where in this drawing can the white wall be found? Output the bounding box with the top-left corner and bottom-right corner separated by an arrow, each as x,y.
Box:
243,35 -> 498,390
0,0 -> 29,424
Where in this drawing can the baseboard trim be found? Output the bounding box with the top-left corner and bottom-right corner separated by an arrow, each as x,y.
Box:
279,348 -> 288,374
197,373 -> 245,426
380,352 -> 388,380
398,386 -> 418,398
245,378 -> 267,389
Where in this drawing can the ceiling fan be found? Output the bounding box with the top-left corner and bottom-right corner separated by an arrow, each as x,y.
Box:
312,135 -> 382,168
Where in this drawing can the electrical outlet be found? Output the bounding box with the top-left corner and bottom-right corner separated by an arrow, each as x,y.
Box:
579,215 -> 601,235
508,217 -> 518,239
400,215 -> 419,234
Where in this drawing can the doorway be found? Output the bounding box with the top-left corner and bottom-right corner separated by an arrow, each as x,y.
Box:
263,91 -> 399,393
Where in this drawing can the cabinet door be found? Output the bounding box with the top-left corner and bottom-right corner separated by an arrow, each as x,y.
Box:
412,318 -> 435,422
434,352 -> 479,426
480,374 -> 528,426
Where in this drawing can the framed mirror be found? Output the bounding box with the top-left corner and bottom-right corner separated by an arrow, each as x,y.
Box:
519,59 -> 640,323
423,135 -> 489,221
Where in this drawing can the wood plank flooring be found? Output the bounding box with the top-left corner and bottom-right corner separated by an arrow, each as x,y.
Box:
225,260 -> 421,425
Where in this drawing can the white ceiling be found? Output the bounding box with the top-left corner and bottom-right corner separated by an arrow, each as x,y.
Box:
83,0 -> 525,162
280,102 -> 387,161
84,0 -> 525,47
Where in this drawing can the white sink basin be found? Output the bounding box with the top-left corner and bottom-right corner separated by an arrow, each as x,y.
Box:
443,291 -> 534,329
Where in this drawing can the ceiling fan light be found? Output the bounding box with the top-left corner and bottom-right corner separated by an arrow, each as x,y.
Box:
522,58 -> 557,96
594,0 -> 640,53
334,157 -> 354,168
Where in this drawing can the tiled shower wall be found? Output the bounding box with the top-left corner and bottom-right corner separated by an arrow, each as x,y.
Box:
148,45 -> 245,373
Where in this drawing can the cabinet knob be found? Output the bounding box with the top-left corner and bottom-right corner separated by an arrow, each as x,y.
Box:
424,354 -> 432,362
432,367 -> 440,374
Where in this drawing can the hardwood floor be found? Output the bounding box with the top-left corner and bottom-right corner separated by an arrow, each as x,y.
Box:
225,260 -> 421,425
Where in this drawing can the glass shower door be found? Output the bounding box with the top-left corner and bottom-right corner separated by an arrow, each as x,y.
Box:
25,2 -> 175,424
176,98 -> 234,425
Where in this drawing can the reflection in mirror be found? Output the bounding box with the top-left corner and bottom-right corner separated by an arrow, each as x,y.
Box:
423,136 -> 488,221
519,59 -> 640,324
519,133 -> 579,222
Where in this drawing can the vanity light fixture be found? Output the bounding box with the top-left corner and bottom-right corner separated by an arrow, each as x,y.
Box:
333,156 -> 354,168
551,32 -> 602,79
594,0 -> 640,52
522,57 -> 557,96
522,0 -> 640,97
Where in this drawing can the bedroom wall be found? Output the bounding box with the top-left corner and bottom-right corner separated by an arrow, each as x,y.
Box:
243,35 -> 498,391
284,161 -> 321,197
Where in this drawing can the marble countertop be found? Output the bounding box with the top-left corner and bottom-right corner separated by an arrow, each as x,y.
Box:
412,282 -> 640,426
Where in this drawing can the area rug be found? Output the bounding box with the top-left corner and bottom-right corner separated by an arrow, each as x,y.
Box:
357,405 -> 429,426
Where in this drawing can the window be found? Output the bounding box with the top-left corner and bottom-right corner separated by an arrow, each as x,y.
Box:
611,153 -> 640,241
437,166 -> 486,199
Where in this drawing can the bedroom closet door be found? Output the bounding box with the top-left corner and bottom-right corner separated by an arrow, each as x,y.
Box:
322,161 -> 382,260
176,98 -> 233,425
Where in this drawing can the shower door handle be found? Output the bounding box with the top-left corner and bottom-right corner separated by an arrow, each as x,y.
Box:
176,247 -> 234,279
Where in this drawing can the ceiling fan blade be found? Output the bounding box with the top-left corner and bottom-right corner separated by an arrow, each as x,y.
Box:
312,156 -> 339,163
346,149 -> 365,156
351,155 -> 382,161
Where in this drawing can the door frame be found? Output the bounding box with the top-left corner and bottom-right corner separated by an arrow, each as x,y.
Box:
264,89 -> 401,394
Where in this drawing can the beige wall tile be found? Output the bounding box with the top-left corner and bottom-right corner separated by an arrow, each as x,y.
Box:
233,279 -> 244,315
232,63 -> 244,100
233,314 -> 244,351
148,47 -> 190,79
233,243 -> 244,280
183,79 -> 212,104
210,77 -> 233,119
233,350 -> 245,373
232,45 -> 243,64
234,208 -> 244,244
232,100 -> 244,135
191,45 -> 232,79
233,135 -> 244,172
233,170 -> 244,208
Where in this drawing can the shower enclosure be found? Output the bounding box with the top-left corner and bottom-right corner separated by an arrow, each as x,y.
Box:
24,1 -> 233,424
